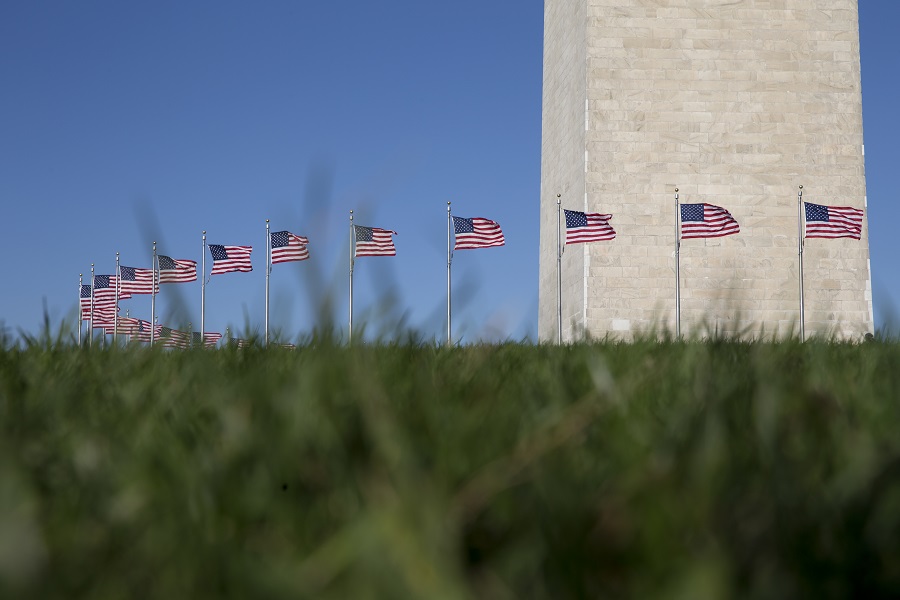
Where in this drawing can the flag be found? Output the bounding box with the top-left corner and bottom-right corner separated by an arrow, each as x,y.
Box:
354,226 -> 397,257
230,338 -> 250,348
209,245 -> 253,275
101,317 -> 140,335
157,256 -> 197,283
157,326 -> 191,349
192,331 -> 223,348
564,210 -> 616,244
271,231 -> 310,264
452,216 -> 505,250
119,265 -> 158,295
680,203 -> 740,239
92,275 -> 131,314
90,306 -> 121,328
80,284 -> 92,321
131,319 -> 154,343
804,202 -> 864,240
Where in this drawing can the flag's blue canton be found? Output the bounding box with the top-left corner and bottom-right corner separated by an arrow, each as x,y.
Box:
209,245 -> 229,260
453,217 -> 475,234
271,231 -> 289,248
681,204 -> 705,222
805,203 -> 829,222
94,275 -> 111,289
81,285 -> 91,298
120,266 -> 136,281
158,256 -> 176,269
565,211 -> 588,228
356,226 -> 373,242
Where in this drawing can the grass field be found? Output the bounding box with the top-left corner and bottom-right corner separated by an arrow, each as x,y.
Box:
2,335 -> 900,598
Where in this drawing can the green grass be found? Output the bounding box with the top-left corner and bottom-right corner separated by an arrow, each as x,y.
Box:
2,339 -> 900,598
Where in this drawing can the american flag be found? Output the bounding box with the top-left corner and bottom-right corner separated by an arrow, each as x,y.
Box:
192,331 -> 223,348
92,276 -> 131,313
100,316 -> 140,335
157,255 -> 197,283
270,231 -> 310,264
119,265 -> 158,295
230,338 -> 250,348
90,305 -> 121,328
131,319 -> 154,342
564,210 -> 616,244
354,226 -> 397,257
452,216 -> 505,250
157,326 -> 191,348
209,244 -> 253,275
804,202 -> 864,240
80,284 -> 92,321
680,203 -> 740,239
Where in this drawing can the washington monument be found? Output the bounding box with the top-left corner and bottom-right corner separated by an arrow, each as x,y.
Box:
539,0 -> 872,340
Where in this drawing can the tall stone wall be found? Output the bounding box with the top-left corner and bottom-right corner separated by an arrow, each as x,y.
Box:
539,0 -> 872,341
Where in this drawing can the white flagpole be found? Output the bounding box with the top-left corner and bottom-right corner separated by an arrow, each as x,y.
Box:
675,188 -> 681,338
114,252 -> 120,346
265,219 -> 270,347
201,230 -> 207,347
151,242 -> 157,347
798,185 -> 805,342
447,201 -> 452,346
349,210 -> 354,345
556,193 -> 562,345
78,273 -> 83,346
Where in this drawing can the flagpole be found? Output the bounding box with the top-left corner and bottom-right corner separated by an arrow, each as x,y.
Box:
151,242 -> 157,347
447,201 -> 452,346
675,188 -> 681,338
557,193 -> 562,345
114,252 -> 120,346
89,264 -> 95,348
265,219 -> 270,347
798,185 -> 805,342
78,273 -> 83,346
201,231 -> 207,347
349,210 -> 354,345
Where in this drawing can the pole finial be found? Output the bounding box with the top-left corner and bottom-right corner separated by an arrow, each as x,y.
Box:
266,219 -> 269,223
799,185 -> 803,190
675,187 -> 679,192
202,230 -> 206,235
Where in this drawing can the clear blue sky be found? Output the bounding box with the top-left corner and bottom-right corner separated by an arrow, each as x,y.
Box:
1,2 -> 897,342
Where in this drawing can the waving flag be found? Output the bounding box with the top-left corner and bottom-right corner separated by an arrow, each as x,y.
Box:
271,231 -> 310,264
100,317 -> 140,335
157,256 -> 197,283
804,202 -> 863,240
192,331 -> 223,348
157,326 -> 191,348
680,203 -> 740,239
564,210 -> 616,244
119,265 -> 157,294
131,319 -> 154,343
80,285 -> 92,321
452,216 -> 505,250
210,245 -> 253,275
93,276 -> 131,312
354,226 -> 397,257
